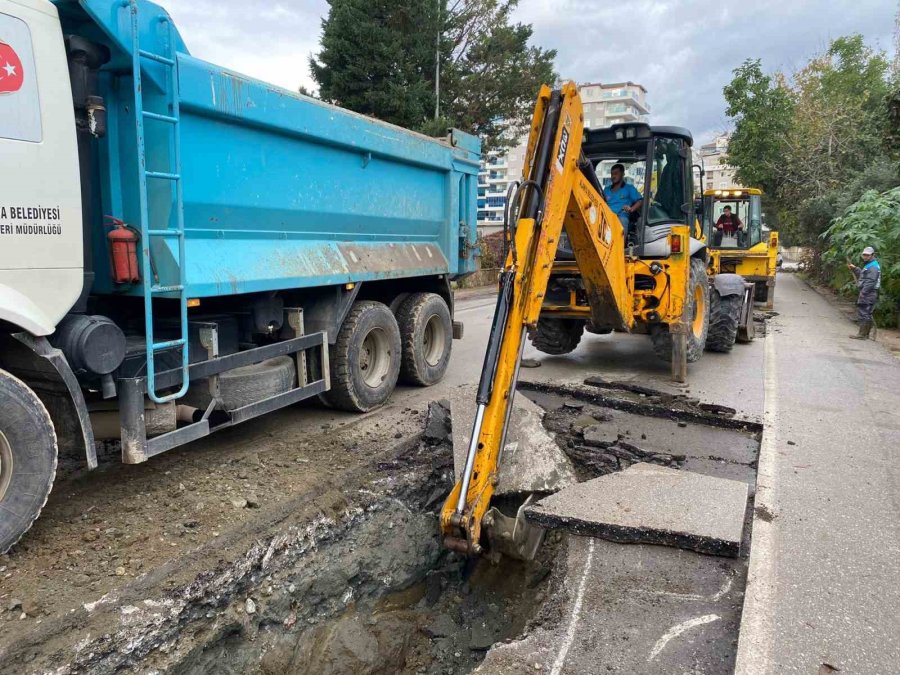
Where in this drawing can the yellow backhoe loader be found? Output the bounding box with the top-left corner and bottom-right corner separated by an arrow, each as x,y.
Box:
702,187 -> 779,309
440,82 -> 716,557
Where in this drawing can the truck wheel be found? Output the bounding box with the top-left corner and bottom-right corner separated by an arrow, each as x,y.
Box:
185,356 -> 296,411
705,291 -> 742,353
0,370 -> 58,554
397,293 -> 452,386
529,318 -> 585,355
320,301 -> 401,412
650,258 -> 709,363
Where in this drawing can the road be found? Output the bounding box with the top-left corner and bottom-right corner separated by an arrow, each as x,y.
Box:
1,273 -> 896,673
736,273 -> 900,674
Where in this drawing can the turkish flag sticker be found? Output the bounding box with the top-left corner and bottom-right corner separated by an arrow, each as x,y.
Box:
0,41 -> 24,94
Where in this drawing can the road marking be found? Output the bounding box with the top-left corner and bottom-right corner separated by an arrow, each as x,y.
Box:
734,329 -> 779,674
627,569 -> 734,603
455,301 -> 497,315
648,614 -> 721,662
550,537 -> 595,675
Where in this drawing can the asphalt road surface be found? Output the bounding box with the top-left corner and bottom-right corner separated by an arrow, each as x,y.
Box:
1,272 -> 896,674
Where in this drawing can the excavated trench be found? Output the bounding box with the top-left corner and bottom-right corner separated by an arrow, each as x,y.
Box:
8,377 -> 762,674
149,409 -> 563,675
169,382 -> 762,675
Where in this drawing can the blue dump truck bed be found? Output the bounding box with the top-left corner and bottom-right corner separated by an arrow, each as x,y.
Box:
54,0 -> 480,298
0,0 -> 482,553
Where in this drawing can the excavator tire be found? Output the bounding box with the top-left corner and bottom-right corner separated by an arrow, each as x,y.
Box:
529,318 -> 585,355
705,290 -> 742,353
0,369 -> 58,554
649,258 -> 709,363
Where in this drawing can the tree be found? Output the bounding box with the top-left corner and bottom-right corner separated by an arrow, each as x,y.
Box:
723,37 -> 897,247
310,0 -> 556,151
438,0 -> 556,150
722,59 -> 794,197
310,0 -> 440,130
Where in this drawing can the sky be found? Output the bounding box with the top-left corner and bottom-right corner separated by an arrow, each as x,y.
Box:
164,0 -> 897,145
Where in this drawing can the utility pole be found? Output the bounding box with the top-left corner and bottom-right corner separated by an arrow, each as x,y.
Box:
435,0 -> 441,120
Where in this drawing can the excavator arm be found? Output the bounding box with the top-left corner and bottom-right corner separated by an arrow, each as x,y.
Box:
440,83 -> 634,556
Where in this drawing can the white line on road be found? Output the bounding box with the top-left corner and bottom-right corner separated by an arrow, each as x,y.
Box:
648,614 -> 721,661
550,538 -> 595,675
734,330 -> 779,674
455,301 -> 497,314
626,569 -> 734,603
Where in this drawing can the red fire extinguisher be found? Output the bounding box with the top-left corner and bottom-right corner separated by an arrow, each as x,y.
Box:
105,216 -> 141,284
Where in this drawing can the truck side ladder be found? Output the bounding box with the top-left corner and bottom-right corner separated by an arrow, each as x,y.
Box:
124,0 -> 189,403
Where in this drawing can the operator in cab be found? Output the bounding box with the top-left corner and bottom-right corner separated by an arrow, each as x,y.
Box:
714,206 -> 744,246
604,163 -> 643,238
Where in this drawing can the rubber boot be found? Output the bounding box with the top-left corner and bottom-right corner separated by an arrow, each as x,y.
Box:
850,321 -> 871,340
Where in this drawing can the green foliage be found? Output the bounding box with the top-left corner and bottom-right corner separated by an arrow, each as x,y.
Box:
309,0 -> 555,151
724,34 -> 896,247
478,231 -> 506,268
723,59 -> 794,196
822,187 -> 900,326
440,1 -> 556,151
787,158 -> 900,246
310,0 -> 440,130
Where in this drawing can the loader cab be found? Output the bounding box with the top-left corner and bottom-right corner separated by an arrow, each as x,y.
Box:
701,188 -> 764,250
582,123 -> 697,258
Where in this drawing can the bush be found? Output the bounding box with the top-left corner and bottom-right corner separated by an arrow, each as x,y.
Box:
822,186 -> 900,326
477,231 -> 507,269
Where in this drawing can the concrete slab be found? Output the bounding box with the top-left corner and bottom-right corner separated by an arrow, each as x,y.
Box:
448,385 -> 577,496
524,463 -> 749,557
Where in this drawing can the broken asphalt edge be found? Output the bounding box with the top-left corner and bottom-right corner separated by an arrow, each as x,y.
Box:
0,432 -> 429,670
518,379 -> 764,433
524,511 -> 743,558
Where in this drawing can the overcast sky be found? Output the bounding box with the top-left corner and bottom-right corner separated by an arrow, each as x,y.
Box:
164,0 -> 897,144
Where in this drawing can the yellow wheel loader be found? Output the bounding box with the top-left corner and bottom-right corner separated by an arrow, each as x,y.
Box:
440,82 -> 714,557
702,188 -> 779,309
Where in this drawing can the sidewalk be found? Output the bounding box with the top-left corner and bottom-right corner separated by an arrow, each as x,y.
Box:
736,274 -> 900,673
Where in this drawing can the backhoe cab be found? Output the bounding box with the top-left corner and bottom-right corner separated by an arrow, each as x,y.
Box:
542,121 -> 711,367
702,188 -> 779,308
440,83 -> 710,558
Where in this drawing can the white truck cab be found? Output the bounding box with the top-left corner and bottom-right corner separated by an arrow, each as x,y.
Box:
0,0 -> 82,335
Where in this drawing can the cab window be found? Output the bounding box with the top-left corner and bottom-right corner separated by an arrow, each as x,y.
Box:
647,137 -> 687,225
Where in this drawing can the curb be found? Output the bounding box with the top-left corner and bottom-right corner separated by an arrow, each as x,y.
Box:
733,328 -> 779,674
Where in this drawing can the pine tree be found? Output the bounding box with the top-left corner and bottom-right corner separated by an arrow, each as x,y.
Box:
310,0 -> 439,131
310,0 -> 556,151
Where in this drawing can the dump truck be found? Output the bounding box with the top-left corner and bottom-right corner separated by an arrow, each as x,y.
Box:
702,187 -> 778,309
0,0 -> 480,552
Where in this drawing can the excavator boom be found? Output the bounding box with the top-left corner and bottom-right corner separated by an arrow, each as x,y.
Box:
440,83 -> 636,556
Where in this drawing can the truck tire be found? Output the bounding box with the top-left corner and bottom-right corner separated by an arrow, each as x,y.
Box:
529,318 -> 585,355
705,291 -> 742,353
185,356 -> 296,412
396,293 -> 452,386
320,301 -> 401,412
0,369 -> 58,554
650,258 -> 709,363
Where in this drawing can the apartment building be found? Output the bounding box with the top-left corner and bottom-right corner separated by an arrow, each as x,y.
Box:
477,81 -> 650,230
697,134 -> 739,191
